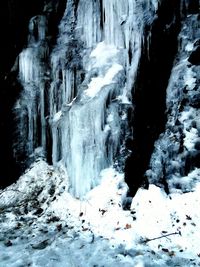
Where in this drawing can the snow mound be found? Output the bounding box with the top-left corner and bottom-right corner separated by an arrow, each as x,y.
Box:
0,160 -> 200,266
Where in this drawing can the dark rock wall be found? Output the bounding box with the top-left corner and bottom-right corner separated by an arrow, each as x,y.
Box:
0,0 -> 66,188
125,0 -> 182,195
1,0 -> 199,195
147,12 -> 200,193
125,0 -> 200,196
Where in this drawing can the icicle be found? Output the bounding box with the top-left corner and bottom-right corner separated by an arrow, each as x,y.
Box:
40,84 -> 46,149
52,126 -> 59,165
49,0 -> 159,198
76,0 -> 101,47
15,14 -> 48,159
19,48 -> 41,84
147,31 -> 152,60
28,16 -> 47,43
14,0 -> 160,198
102,0 -> 127,47
180,0 -> 188,18
61,83 -> 123,197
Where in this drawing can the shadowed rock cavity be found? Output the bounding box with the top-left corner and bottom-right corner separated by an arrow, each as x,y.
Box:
125,0 -> 182,196
0,0 -> 66,188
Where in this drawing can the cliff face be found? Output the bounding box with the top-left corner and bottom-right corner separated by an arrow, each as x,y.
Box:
13,0 -> 151,197
0,0 -> 199,197
0,0 -> 66,187
125,0 -> 200,195
147,10 -> 200,193
125,0 -> 182,195
0,0 -> 43,186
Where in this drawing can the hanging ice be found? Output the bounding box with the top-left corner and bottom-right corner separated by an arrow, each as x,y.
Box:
14,15 -> 49,161
14,0 -> 159,198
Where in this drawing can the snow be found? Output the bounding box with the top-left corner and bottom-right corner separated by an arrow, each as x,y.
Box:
89,41 -> 119,68
184,67 -> 196,90
1,161 -> 200,267
178,107 -> 200,150
183,127 -> 199,151
53,111 -> 62,123
185,42 -> 194,52
85,64 -> 123,98
117,89 -> 132,104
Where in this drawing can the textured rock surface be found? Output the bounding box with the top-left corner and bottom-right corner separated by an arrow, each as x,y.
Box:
147,12 -> 200,193
0,0 -> 199,197
0,0 -> 66,187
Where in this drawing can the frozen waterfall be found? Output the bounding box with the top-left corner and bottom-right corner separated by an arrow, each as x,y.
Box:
14,15 -> 49,161
14,0 -> 159,198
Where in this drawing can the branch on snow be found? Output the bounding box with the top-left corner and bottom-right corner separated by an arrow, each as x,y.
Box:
140,231 -> 181,244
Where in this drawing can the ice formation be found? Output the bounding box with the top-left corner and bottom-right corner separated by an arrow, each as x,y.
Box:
15,0 -> 159,198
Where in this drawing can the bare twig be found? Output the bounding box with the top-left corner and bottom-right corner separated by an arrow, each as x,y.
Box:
142,232 -> 181,243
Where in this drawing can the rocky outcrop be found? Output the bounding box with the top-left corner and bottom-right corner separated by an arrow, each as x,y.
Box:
125,0 -> 182,195
188,43 -> 200,65
147,11 -> 200,193
0,0 -> 66,187
1,0 -> 199,198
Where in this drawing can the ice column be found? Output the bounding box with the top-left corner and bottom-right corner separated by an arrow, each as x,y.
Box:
15,15 -> 48,159
14,0 -> 159,198
50,0 -> 159,198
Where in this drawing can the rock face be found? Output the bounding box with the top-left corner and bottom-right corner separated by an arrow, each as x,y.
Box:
125,0 -> 200,195
0,0 -> 45,186
125,0 -> 182,195
0,0 -> 66,187
188,45 -> 200,65
0,0 -> 200,197
147,10 -> 200,193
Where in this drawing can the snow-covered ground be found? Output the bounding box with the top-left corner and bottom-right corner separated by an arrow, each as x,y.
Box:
0,160 -> 200,267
